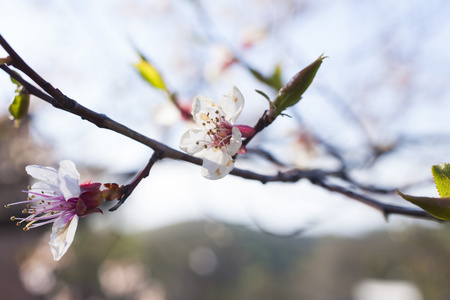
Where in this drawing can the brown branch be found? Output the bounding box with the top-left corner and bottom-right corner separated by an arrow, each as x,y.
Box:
0,34 -> 437,221
109,151 -> 163,211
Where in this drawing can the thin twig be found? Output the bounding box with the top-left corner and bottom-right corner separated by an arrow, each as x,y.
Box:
109,151 -> 163,211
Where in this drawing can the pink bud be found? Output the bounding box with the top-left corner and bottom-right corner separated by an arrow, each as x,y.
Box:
234,125 -> 255,138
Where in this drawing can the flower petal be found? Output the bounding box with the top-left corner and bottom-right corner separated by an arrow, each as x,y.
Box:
227,126 -> 242,155
220,86 -> 244,124
201,147 -> 234,180
29,181 -> 62,196
49,214 -> 79,261
180,128 -> 211,156
26,165 -> 58,185
58,160 -> 81,200
192,95 -> 226,126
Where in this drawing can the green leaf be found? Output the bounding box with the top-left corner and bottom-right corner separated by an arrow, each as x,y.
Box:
247,64 -> 283,91
9,86 -> 30,128
269,64 -> 283,91
134,55 -> 167,91
397,190 -> 450,220
432,163 -> 450,197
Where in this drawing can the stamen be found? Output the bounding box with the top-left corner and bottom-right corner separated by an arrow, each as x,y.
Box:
10,216 -> 15,221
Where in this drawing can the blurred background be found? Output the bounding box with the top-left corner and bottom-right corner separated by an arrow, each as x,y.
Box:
2,0 -> 450,299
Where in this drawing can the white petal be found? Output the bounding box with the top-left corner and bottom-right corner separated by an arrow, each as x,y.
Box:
227,126 -> 242,155
220,86 -> 244,124
201,147 -> 234,180
180,129 -> 211,156
26,165 -> 58,185
58,160 -> 81,200
29,181 -> 61,193
49,214 -> 79,261
192,95 -> 226,126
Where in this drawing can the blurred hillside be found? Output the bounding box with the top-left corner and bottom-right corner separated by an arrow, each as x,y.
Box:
4,219 -> 450,300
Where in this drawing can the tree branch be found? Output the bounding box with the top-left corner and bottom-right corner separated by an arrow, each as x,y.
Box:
0,34 -> 438,221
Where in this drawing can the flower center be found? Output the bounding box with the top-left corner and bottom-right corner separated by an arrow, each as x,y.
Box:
200,110 -> 234,149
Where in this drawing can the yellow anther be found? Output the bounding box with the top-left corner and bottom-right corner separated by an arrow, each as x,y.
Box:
10,216 -> 16,221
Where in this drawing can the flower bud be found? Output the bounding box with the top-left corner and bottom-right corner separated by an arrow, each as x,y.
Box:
268,54 -> 326,121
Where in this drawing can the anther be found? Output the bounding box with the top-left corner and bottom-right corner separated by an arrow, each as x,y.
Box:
10,216 -> 16,221
4,204 -> 9,208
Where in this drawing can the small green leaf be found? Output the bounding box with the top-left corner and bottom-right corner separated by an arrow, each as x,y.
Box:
397,190 -> 450,220
269,64 -> 283,91
134,54 -> 167,91
247,64 -> 283,91
255,89 -> 272,103
432,163 -> 450,197
9,86 -> 30,128
10,73 -> 21,86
